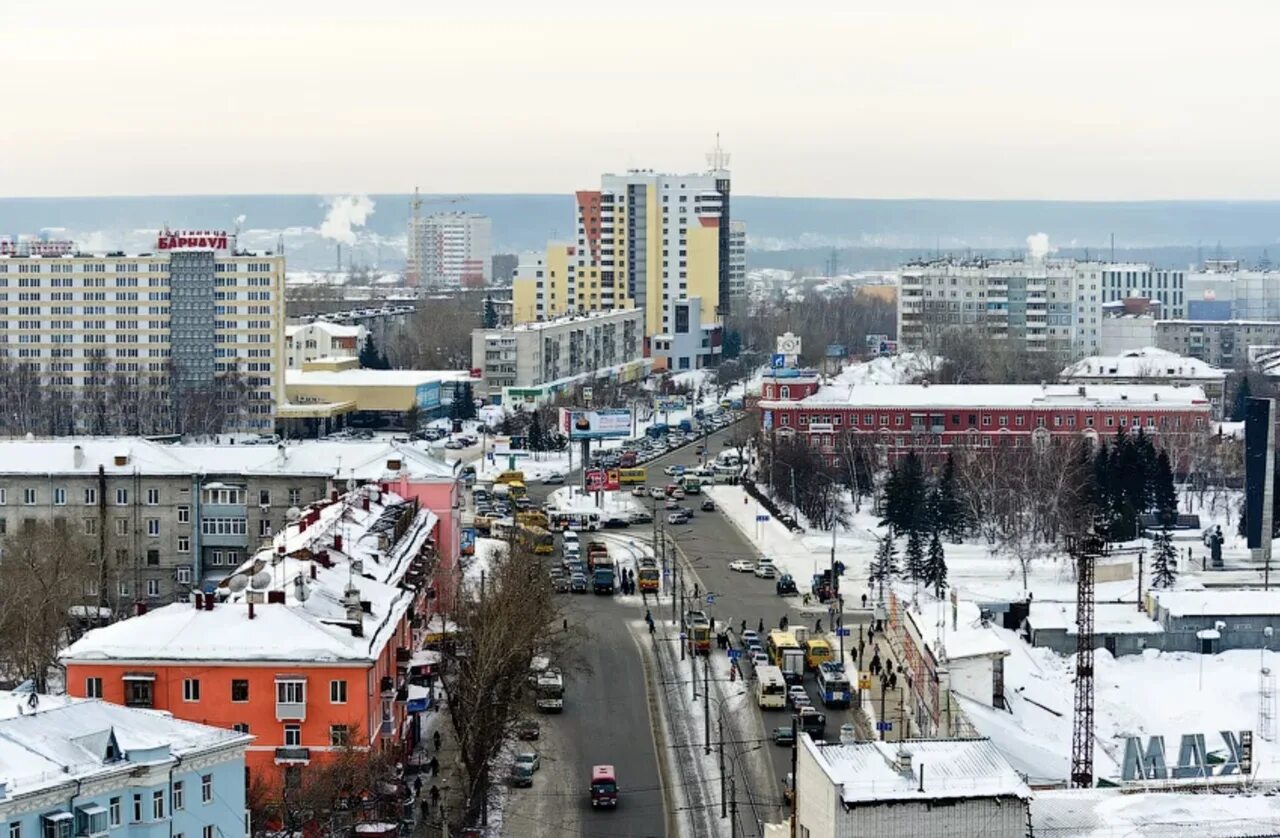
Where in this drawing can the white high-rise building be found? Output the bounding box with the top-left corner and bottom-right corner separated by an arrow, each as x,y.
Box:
729,220 -> 747,298
407,212 -> 492,288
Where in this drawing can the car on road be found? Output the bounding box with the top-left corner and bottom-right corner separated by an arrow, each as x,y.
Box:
515,752 -> 541,773
602,517 -> 630,529
747,640 -> 764,657
570,574 -> 589,593
443,440 -> 465,450
552,575 -> 570,593
751,651 -> 770,669
541,473 -> 565,485
629,510 -> 653,524
728,560 -> 754,573
664,465 -> 685,477
700,498 -> 716,512
772,726 -> 796,746
753,563 -> 777,579
632,486 -> 648,497
740,630 -> 759,648
788,686 -> 808,707
776,574 -> 799,596
516,720 -> 541,740
670,488 -> 686,500
510,760 -> 534,787
667,511 -> 690,525
649,486 -> 666,499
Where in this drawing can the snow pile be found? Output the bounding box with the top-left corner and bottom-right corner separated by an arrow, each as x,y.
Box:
831,352 -> 938,387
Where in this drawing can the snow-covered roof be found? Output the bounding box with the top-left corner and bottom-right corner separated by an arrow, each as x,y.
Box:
765,382 -> 1210,410
1026,602 -> 1164,635
1032,788 -> 1280,837
902,597 -> 1010,661
286,368 -> 472,388
0,692 -> 248,797
804,735 -> 1030,804
0,438 -> 455,480
286,321 -> 365,339
1153,590 -> 1280,619
62,487 -> 437,664
1060,347 -> 1225,382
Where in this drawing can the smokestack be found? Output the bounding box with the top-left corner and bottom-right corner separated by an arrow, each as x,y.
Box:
310,564 -> 317,580
73,444 -> 84,469
337,243 -> 342,273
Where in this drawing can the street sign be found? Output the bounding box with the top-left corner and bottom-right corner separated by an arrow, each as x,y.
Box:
859,672 -> 872,690
679,632 -> 687,641
727,649 -> 740,660
836,627 -> 851,637
770,353 -> 786,369
705,594 -> 717,605
756,515 -> 770,523
876,721 -> 893,732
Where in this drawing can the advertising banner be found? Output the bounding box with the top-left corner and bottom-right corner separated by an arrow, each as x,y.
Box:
585,469 -> 621,492
1245,397 -> 1275,549
415,381 -> 442,410
460,527 -> 476,556
560,408 -> 632,440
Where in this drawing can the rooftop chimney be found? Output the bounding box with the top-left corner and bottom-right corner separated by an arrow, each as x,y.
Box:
894,746 -> 913,778
73,445 -> 84,469
267,590 -> 286,605
248,601 -> 255,620
362,496 -> 370,512
113,452 -> 129,467
334,534 -> 343,551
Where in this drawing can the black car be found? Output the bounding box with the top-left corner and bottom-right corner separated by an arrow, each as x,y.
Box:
603,517 -> 630,529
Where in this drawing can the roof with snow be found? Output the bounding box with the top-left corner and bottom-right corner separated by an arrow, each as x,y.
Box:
0,438 -> 455,481
1032,788 -> 1280,837
1025,602 -> 1164,635
286,368 -> 472,388
0,691 -> 248,797
1060,347 -> 1225,382
1152,589 -> 1280,618
61,486 -> 437,664
764,382 -> 1210,410
803,735 -> 1030,804
286,321 -> 365,339
901,596 -> 1011,661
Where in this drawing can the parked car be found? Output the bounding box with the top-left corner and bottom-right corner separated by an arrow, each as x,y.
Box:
701,498 -> 716,512
444,440 -> 465,450
772,726 -> 796,746
516,720 -> 541,741
541,473 -> 566,485
753,563 -> 777,579
515,752 -> 541,773
728,560 -> 755,573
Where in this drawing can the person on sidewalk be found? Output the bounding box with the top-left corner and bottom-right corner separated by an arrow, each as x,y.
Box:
758,618 -> 765,634
815,619 -> 822,634
420,798 -> 430,821
428,755 -> 439,777
429,785 -> 440,814
414,776 -> 422,799
433,730 -> 442,752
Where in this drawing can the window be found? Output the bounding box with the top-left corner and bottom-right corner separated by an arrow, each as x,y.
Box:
232,721 -> 250,734
146,579 -> 160,598
177,505 -> 190,523
114,518 -> 128,536
146,518 -> 160,537
146,548 -> 160,566
288,488 -> 302,506
177,536 -> 190,553
85,677 -> 103,698
203,827 -> 213,838
9,823 -> 18,838
277,680 -> 304,704
183,678 -> 200,702
41,815 -> 71,838
115,488 -> 128,506
146,488 -> 159,505
259,519 -> 272,537
22,488 -> 36,505
0,489 -> 6,505
982,415 -> 991,426
83,488 -> 97,505
151,790 -> 165,821
284,723 -> 302,747
176,566 -> 191,584
330,680 -> 347,703
109,798 -> 121,828
232,679 -> 249,702
1015,415 -> 1025,427
125,678 -> 153,708
172,780 -> 184,811
330,724 -> 349,746
201,774 -> 212,804
53,488 -> 66,506
259,489 -> 271,505
132,795 -> 142,823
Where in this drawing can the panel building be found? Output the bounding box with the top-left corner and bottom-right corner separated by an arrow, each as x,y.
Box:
0,229 -> 286,432
1155,319 -> 1280,369
406,212 -> 492,288
512,147 -> 731,369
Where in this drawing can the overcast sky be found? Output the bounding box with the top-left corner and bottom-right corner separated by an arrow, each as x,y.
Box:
2,0 -> 1278,200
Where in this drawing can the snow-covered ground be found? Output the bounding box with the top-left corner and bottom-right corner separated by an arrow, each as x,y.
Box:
544,487 -> 642,522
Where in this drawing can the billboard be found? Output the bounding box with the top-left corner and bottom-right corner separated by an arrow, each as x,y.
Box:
656,396 -> 687,412
460,527 -> 476,556
560,408 -> 632,440
585,469 -> 621,492
1244,397 -> 1274,549
156,229 -> 232,251
415,381 -> 442,410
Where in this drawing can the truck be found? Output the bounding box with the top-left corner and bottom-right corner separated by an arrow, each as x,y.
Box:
637,559 -> 660,594
678,418 -> 694,433
586,541 -> 610,571
645,423 -> 669,440
586,543 -> 615,594
535,667 -> 564,713
775,573 -> 798,596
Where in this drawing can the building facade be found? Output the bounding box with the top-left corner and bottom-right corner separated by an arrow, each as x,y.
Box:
0,692 -> 250,838
728,220 -> 747,298
62,486 -> 441,799
1099,313 -> 1157,355
1155,320 -> 1280,369
1060,347 -> 1227,416
0,438 -> 457,608
0,230 -> 285,432
1099,263 -> 1186,319
285,321 -> 367,368
406,213 -> 492,288
470,307 -> 647,402
511,153 -> 731,367
1186,263 -> 1280,322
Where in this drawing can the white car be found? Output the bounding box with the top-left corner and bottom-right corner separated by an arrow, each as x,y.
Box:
728,560 -> 755,573
753,563 -> 777,579
649,486 -> 666,499
664,465 -> 686,477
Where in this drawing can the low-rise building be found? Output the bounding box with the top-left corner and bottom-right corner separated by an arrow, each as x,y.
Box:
1099,313 -> 1157,355
1060,347 -> 1227,416
1155,319 -> 1280,369
0,691 -> 249,838
650,296 -> 723,371
1148,590 -> 1280,652
1023,601 -> 1164,657
286,321 -> 367,368
283,358 -> 474,431
794,735 -> 1030,838
0,438 -> 458,609
470,308 -> 647,404
62,485 -> 439,799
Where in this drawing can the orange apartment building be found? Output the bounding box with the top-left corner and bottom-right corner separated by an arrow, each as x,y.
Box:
62,484 -> 441,796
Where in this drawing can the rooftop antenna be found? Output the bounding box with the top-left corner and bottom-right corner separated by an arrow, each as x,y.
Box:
706,133 -> 730,172
1110,233 -> 1115,264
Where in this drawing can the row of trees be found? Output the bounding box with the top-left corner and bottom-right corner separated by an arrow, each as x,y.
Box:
870,530 -> 949,601
723,293 -> 896,365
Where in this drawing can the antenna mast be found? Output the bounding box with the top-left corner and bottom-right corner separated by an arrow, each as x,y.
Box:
407,186 -> 423,287
1070,530 -> 1104,788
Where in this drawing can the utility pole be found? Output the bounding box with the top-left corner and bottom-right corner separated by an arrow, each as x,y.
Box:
704,655 -> 712,755
719,714 -> 726,818
790,715 -> 799,838
729,773 -> 737,838
691,618 -> 697,698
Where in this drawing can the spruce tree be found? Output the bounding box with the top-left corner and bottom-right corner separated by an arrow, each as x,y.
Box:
359,334 -> 381,369
937,454 -> 963,538
871,534 -> 898,600
925,529 -> 948,597
528,409 -> 545,453
1153,449 -> 1178,527
1151,526 -> 1178,588
905,528 -> 925,582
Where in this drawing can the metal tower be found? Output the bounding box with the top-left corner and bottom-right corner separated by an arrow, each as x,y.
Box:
1070,531 -> 1104,789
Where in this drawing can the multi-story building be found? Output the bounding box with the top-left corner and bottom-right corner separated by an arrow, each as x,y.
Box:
512,148 -> 732,368
407,212 -> 492,288
0,230 -> 286,431
1060,347 -> 1227,417
728,220 -> 747,298
470,308 -> 648,403
1099,262 -> 1186,319
62,484 -> 440,798
0,691 -> 250,838
0,438 -> 457,608
758,379 -> 1212,462
1187,264 -> 1280,321
898,258 -> 1096,357
1155,319 -> 1280,369
285,321 -> 367,368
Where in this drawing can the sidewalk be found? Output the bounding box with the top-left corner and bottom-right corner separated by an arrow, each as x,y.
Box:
409,685 -> 467,838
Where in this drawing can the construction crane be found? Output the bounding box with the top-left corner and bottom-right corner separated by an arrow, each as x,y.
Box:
406,187 -> 467,287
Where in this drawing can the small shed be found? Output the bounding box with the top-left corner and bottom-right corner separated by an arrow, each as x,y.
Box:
1023,602 -> 1164,657
1149,590 -> 1280,653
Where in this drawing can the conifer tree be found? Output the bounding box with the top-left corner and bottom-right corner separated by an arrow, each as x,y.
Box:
1233,376 -> 1253,422
1153,449 -> 1178,527
1151,526 -> 1178,588
905,528 -> 925,582
870,534 -> 898,601
925,529 -> 948,597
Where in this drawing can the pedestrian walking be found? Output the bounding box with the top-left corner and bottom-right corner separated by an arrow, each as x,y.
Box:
645,608 -> 653,623
861,593 -> 868,609
815,619 -> 822,634
758,618 -> 765,634
433,730 -> 442,752
428,755 -> 439,777
414,776 -> 423,798
740,619 -> 747,634
430,785 -> 440,808
889,671 -> 898,691
780,615 -> 789,631
420,798 -> 431,820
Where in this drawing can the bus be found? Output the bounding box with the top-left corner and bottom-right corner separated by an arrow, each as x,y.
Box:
495,470 -> 525,485
517,510 -> 549,529
618,467 -> 648,486
815,662 -> 852,708
637,560 -> 660,593
548,510 -> 601,532
525,526 -> 555,555
491,517 -> 517,540
766,630 -> 806,684
755,665 -> 787,709
507,481 -> 527,500
804,638 -> 834,671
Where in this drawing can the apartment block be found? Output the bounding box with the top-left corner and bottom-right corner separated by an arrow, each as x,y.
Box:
285,320 -> 367,368
471,307 -> 647,403
407,212 -> 492,288
1155,319 -> 1280,369
0,229 -> 286,431
729,220 -> 747,298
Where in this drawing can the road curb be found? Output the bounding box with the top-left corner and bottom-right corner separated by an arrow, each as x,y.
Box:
633,626 -> 682,838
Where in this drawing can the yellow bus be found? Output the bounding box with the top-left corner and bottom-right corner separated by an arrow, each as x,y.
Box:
618,467 -> 648,486
507,481 -> 528,500
766,630 -> 805,683
525,526 -> 555,555
804,638 -> 834,671
495,470 -> 526,485
517,510 -> 549,529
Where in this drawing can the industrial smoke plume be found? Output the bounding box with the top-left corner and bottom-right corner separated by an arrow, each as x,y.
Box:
319,195 -> 375,245
1026,232 -> 1052,261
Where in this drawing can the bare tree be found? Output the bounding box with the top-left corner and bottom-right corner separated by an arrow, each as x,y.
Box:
251,744 -> 400,838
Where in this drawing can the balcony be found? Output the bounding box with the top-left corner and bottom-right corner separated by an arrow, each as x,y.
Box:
381,675 -> 395,695
396,646 -> 412,663
274,747 -> 311,765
